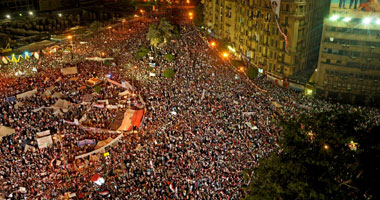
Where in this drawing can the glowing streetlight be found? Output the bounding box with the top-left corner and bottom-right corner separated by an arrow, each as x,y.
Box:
6,15 -> 11,19
29,11 -> 33,16
107,26 -> 112,34
343,17 -> 351,22
329,15 -> 339,21
67,35 -> 74,60
239,67 -> 244,71
222,52 -> 229,58
323,144 -> 329,150
210,41 -> 216,47
188,12 -> 193,17
58,13 -> 62,17
186,0 -> 190,3
363,17 -> 372,24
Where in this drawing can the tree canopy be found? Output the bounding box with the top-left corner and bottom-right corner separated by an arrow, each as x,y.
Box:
146,18 -> 178,48
89,21 -> 102,32
244,111 -> 380,199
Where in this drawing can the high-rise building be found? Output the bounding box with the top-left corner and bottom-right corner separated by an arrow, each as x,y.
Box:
0,0 -> 37,13
313,0 -> 380,105
203,0 -> 330,84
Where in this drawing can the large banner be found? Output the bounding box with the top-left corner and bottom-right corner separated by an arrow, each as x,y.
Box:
37,135 -> 53,149
270,0 -> 281,19
331,0 -> 380,12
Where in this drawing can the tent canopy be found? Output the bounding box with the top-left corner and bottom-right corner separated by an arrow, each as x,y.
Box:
0,126 -> 16,140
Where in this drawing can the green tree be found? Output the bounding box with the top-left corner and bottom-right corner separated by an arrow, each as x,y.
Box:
246,66 -> 258,80
89,21 -> 102,32
146,18 -> 177,48
244,111 -> 380,199
163,68 -> 175,78
146,23 -> 163,48
164,54 -> 175,62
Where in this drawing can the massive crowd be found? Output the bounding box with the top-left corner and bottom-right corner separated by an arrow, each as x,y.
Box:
0,10 -> 379,200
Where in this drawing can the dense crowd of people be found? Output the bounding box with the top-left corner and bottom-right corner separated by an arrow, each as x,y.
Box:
0,9 -> 379,199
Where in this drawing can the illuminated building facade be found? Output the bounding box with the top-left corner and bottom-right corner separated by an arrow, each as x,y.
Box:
314,0 -> 380,105
203,0 -> 330,83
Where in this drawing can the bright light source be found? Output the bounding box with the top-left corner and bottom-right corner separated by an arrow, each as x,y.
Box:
227,45 -> 236,53
188,12 -> 193,16
29,11 -> 33,16
329,15 -> 339,21
58,13 -> 62,17
222,52 -> 229,58
343,17 -> 351,22
106,73 -> 112,78
107,26 -> 112,29
363,17 -> 371,24
323,144 -> 329,150
376,19 -> 380,25
306,89 -> 313,95
6,15 -> 11,19
210,41 -> 216,47
67,35 -> 72,39
239,67 -> 244,71
186,0 -> 190,3
19,13 -> 22,17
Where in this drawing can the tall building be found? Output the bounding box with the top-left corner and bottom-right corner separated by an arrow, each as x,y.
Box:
313,0 -> 380,105
0,0 -> 62,13
203,0 -> 330,83
0,0 -> 37,13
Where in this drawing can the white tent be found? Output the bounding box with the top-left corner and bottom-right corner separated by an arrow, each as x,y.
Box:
0,126 -> 16,140
61,67 -> 78,75
16,88 -> 37,99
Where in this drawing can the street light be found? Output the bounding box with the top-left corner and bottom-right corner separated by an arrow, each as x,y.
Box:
222,52 -> 229,58
29,11 -> 33,16
67,35 -> 73,60
58,13 -> 62,17
6,15 -> 11,19
107,26 -> 112,35
323,144 -> 329,150
210,41 -> 216,47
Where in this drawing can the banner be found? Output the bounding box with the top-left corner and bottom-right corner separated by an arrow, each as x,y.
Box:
122,81 -> 134,91
36,130 -> 51,137
78,139 -> 96,147
16,88 -> 37,99
331,0 -> 380,12
61,67 -> 78,75
270,0 -> 288,53
75,134 -> 123,159
37,135 -> 53,149
270,0 -> 281,19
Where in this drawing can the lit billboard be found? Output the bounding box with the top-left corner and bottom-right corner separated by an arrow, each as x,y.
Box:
331,0 -> 380,12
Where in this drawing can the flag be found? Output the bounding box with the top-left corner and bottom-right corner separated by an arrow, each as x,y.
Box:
99,190 -> 109,196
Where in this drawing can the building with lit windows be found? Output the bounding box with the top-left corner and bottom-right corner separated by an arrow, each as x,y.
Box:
313,0 -> 380,105
203,0 -> 330,85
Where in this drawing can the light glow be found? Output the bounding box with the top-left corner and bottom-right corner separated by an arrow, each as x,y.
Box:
376,18 -> 380,25
227,45 -> 236,53
29,11 -> 33,16
343,17 -> 351,22
58,13 -> 62,17
329,15 -> 339,21
6,15 -> 11,19
363,17 -> 372,24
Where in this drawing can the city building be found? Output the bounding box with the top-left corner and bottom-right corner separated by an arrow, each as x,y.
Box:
0,0 -> 37,13
0,0 -> 62,14
203,0 -> 330,85
313,0 -> 380,105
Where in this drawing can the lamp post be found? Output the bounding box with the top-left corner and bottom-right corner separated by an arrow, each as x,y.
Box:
121,19 -> 126,32
67,35 -> 73,60
107,26 -> 112,35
